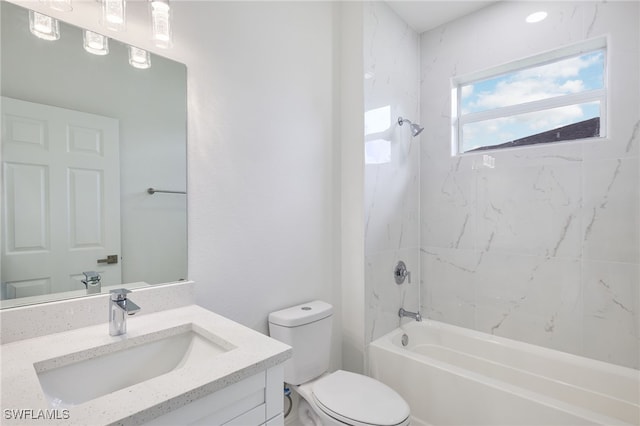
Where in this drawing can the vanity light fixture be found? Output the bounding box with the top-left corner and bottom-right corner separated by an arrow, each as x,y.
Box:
103,0 -> 126,31
28,10 -> 60,41
128,45 -> 151,69
525,11 -> 548,23
83,30 -> 109,55
150,0 -> 172,48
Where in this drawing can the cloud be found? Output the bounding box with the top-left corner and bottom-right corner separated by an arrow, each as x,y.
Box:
463,104 -> 589,150
518,104 -> 585,130
559,80 -> 585,93
464,51 -> 603,113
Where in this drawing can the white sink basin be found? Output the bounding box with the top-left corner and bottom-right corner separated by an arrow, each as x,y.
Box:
35,324 -> 232,408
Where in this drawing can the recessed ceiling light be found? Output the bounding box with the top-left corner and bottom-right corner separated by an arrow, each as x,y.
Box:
526,11 -> 548,24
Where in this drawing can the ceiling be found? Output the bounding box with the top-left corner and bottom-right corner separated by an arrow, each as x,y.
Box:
386,1 -> 499,34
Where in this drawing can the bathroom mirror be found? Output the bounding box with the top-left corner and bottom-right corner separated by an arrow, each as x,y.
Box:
1,1 -> 188,308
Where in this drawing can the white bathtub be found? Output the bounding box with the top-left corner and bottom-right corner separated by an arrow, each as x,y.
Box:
369,320 -> 639,426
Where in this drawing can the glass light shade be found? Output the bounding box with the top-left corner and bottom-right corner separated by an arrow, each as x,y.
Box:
29,10 -> 60,41
151,0 -> 172,48
128,46 -> 151,69
83,30 -> 109,55
48,0 -> 72,12
103,0 -> 126,31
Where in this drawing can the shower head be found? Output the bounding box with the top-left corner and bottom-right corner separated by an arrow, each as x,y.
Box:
398,117 -> 424,137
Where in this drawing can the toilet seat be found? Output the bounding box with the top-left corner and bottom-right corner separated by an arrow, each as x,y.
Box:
311,370 -> 410,426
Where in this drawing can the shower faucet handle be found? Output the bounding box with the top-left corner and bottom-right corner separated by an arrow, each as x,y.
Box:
394,261 -> 411,284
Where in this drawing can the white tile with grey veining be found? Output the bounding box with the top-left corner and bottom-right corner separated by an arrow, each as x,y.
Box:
421,168 -> 476,250
421,247 -> 477,329
582,157 -> 639,263
364,0 -> 421,345
476,163 -> 582,258
365,248 -> 420,343
418,1 -> 638,368
365,135 -> 420,254
473,252 -> 583,355
582,260 -> 639,369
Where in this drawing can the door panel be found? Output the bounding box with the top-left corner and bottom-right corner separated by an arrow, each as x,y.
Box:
2,97 -> 121,299
4,162 -> 49,252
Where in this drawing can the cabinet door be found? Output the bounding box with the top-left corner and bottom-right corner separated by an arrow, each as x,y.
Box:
144,373 -> 265,426
265,413 -> 284,426
222,405 -> 265,425
265,364 -> 285,420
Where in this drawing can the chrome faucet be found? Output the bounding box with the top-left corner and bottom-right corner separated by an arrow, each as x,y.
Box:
109,289 -> 141,336
399,307 -> 422,322
394,261 -> 411,284
82,271 -> 101,294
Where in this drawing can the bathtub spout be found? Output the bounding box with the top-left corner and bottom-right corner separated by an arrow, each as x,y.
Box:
399,308 -> 422,322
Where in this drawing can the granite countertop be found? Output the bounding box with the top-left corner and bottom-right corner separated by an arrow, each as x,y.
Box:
0,304 -> 291,425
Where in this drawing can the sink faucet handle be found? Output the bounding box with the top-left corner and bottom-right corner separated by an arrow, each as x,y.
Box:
82,271 -> 101,283
110,288 -> 131,301
82,271 -> 102,295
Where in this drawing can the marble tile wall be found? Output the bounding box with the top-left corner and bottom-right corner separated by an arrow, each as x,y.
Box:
363,1 -> 421,345
420,1 -> 639,368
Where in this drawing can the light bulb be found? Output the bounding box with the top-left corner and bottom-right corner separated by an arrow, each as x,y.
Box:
29,10 -> 60,41
151,0 -> 172,48
103,0 -> 126,31
128,46 -> 151,69
83,30 -> 109,55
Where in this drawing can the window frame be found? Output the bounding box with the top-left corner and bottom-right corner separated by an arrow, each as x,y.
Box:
451,37 -> 608,155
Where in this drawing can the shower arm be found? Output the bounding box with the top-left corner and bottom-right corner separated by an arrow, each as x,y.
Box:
398,116 -> 424,137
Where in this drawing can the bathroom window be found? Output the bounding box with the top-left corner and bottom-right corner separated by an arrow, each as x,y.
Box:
452,38 -> 607,154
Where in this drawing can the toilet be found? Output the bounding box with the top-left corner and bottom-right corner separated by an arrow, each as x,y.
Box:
268,301 -> 411,426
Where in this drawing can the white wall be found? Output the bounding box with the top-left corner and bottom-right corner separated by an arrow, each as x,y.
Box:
363,1 -> 421,346
176,1 -> 343,368
420,1 -> 639,368
338,2 -> 367,374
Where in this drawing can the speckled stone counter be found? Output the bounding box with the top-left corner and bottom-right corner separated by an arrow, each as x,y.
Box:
0,304 -> 291,425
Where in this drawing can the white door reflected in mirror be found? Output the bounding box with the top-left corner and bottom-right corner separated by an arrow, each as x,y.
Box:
2,97 -> 122,298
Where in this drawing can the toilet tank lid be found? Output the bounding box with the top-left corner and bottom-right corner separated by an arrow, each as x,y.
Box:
268,300 -> 332,327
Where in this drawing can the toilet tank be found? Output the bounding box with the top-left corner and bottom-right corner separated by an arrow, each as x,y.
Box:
268,300 -> 333,385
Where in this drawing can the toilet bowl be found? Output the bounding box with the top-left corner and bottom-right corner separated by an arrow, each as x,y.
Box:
295,370 -> 410,426
268,301 -> 411,426
297,398 -> 322,426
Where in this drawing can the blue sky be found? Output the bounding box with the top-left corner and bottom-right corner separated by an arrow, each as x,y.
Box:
460,50 -> 604,151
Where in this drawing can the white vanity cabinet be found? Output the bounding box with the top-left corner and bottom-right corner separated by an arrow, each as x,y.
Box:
1,303 -> 291,426
145,365 -> 285,426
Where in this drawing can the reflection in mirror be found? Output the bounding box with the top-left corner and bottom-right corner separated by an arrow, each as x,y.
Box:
1,2 -> 188,309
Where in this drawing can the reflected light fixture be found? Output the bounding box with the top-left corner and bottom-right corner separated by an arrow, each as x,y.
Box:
48,0 -> 72,12
526,11 -> 548,23
83,30 -> 109,55
150,0 -> 172,48
128,45 -> 151,69
29,10 -> 60,41
103,0 -> 126,31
